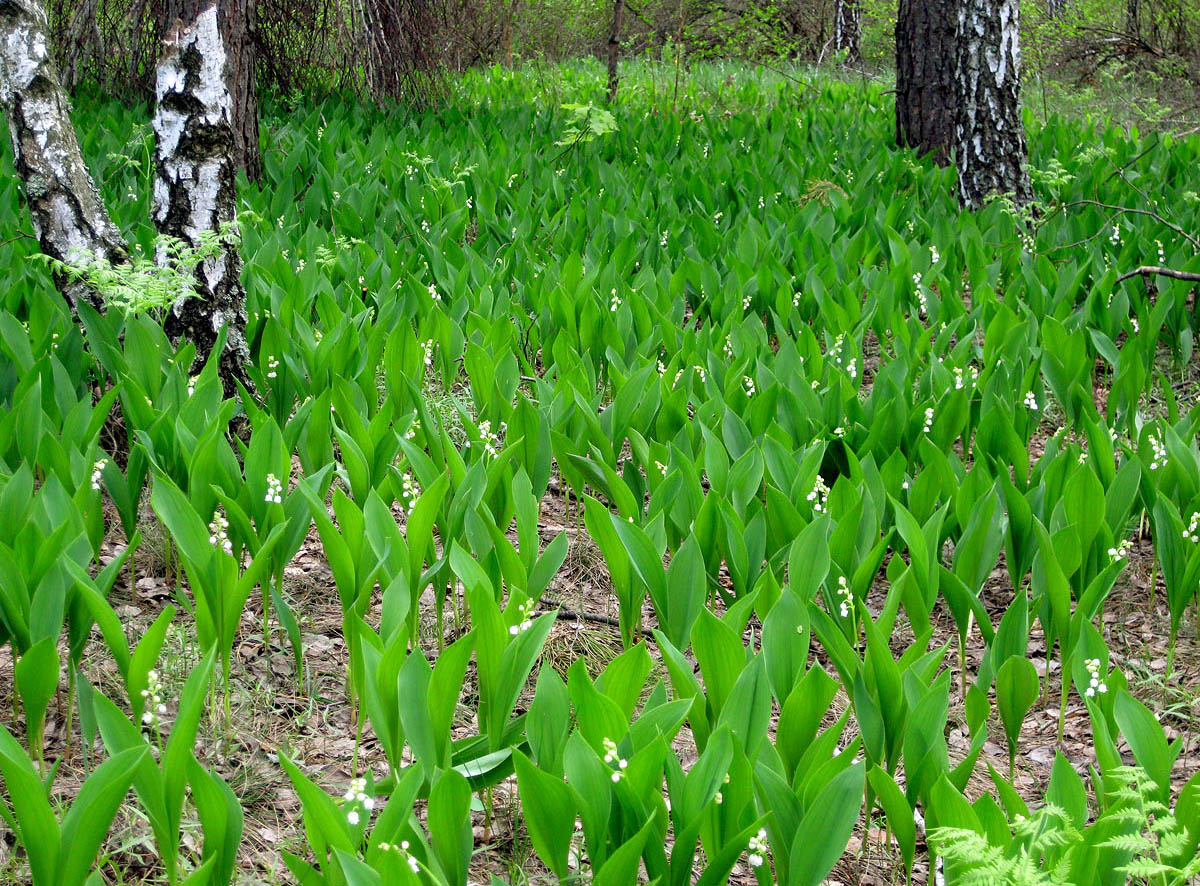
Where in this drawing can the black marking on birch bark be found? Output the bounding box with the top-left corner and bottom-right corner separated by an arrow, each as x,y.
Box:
0,0 -> 127,311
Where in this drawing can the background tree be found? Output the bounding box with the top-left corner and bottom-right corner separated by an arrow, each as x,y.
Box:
834,0 -> 861,63
953,0 -> 1034,208
895,0 -> 957,163
607,0 -> 624,100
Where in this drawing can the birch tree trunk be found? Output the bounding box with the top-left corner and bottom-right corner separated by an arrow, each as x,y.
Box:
606,0 -> 623,102
159,0 -> 262,181
834,0 -> 861,64
154,4 -> 251,395
895,0 -> 957,164
953,0 -> 1033,209
0,0 -> 127,311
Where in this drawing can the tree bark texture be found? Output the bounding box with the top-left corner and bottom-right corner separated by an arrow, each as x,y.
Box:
895,0 -> 957,164
606,0 -> 623,102
1046,0 -> 1066,21
159,0 -> 261,181
154,4 -> 251,395
953,0 -> 1033,209
0,0 -> 127,311
834,0 -> 860,64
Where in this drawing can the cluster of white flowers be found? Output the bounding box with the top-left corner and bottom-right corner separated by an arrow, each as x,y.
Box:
836,575 -> 852,618
1130,316 -> 1139,333
140,669 -> 167,727
266,355 -> 279,379
343,777 -> 375,825
404,421 -> 419,442
713,211 -> 723,226
1110,226 -> 1121,245
792,290 -> 802,308
1107,538 -> 1130,561
660,230 -> 669,247
1183,512 -> 1199,542
91,458 -> 107,491
742,293 -> 753,311
427,281 -> 439,300
264,474 -> 284,504
609,289 -> 622,313
758,195 -> 765,209
807,475 -> 829,513
506,173 -> 518,187
656,359 -> 667,375
1023,391 -> 1039,411
422,340 -> 435,368
397,472 -> 421,518
602,738 -> 628,783
845,358 -> 858,381
673,365 -> 707,388
922,407 -> 934,434
187,377 -> 197,397
1148,430 -> 1167,469
743,375 -> 756,397
746,828 -> 769,869
476,420 -> 505,458
953,366 -> 978,390
208,511 -> 233,555
930,245 -> 941,264
1083,658 -> 1108,697
377,841 -> 420,874
723,336 -> 734,359
1156,239 -> 1166,263
508,598 -> 537,636
702,143 -> 710,158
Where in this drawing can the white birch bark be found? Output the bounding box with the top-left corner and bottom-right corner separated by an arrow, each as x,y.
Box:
154,4 -> 251,395
0,0 -> 126,310
954,0 -> 1034,209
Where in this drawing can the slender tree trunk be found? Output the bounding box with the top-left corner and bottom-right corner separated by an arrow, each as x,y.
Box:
0,0 -> 128,311
607,0 -> 623,102
154,4 -> 252,395
834,0 -> 861,64
895,0 -> 957,164
1125,0 -> 1138,36
159,0 -> 261,181
954,0 -> 1033,209
1046,0 -> 1065,20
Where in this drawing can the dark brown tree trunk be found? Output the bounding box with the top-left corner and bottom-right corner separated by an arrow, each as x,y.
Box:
954,0 -> 1033,209
834,0 -> 861,64
159,0 -> 261,181
0,0 -> 128,312
607,0 -> 624,102
154,4 -> 252,396
895,0 -> 957,164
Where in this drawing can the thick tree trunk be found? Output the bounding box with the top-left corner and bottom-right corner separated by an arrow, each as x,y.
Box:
0,0 -> 127,311
895,0 -> 957,164
833,0 -> 860,64
606,0 -> 623,102
154,4 -> 251,396
953,0 -> 1033,209
159,0 -> 261,181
